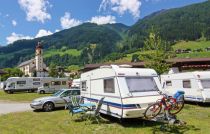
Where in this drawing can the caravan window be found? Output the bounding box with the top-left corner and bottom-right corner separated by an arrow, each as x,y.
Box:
126,77 -> 158,92
33,78 -> 40,81
17,81 -> 26,85
62,81 -> 66,85
183,80 -> 191,88
81,81 -> 86,91
201,80 -> 210,88
44,83 -> 49,87
166,81 -> 172,86
33,82 -> 41,85
104,79 -> 115,93
52,81 -> 61,85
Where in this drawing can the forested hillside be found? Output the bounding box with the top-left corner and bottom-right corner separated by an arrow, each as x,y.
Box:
0,23 -> 129,68
129,0 -> 210,46
1,1 -> 210,68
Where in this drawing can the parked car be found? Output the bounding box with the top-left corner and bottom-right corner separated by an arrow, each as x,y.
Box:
30,88 -> 80,112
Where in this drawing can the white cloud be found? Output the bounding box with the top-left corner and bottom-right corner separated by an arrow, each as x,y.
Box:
6,29 -> 55,44
18,0 -> 51,23
55,29 -> 60,33
35,29 -> 52,38
60,12 -> 82,29
99,0 -> 141,18
6,32 -> 33,44
90,15 -> 116,25
12,20 -> 17,27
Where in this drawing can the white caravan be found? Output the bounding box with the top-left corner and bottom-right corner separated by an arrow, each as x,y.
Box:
161,71 -> 210,103
4,77 -> 68,94
37,78 -> 68,94
80,65 -> 162,119
71,79 -> 80,88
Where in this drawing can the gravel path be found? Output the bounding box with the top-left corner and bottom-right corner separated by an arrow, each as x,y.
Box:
0,101 -> 32,115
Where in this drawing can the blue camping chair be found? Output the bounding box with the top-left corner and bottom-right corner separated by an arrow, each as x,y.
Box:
67,96 -> 85,116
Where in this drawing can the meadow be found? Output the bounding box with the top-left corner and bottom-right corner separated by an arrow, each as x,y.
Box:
0,91 -> 49,102
0,104 -> 209,134
0,90 -> 210,134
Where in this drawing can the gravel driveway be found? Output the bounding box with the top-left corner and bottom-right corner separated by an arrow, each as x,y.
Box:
0,101 -> 32,115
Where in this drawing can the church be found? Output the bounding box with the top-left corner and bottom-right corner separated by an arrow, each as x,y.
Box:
18,42 -> 49,77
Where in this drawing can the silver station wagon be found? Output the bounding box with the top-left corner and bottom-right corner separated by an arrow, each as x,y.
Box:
30,88 -> 80,112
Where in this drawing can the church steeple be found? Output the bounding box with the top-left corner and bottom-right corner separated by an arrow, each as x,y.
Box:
35,42 -> 44,72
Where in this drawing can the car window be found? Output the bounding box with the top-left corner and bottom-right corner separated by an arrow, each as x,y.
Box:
71,90 -> 80,95
60,90 -> 71,97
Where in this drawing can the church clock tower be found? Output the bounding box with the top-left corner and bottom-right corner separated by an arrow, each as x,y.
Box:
35,42 -> 44,72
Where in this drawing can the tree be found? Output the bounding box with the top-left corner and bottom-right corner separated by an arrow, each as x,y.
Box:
131,54 -> 140,62
48,63 -> 58,77
1,68 -> 24,81
143,28 -> 172,74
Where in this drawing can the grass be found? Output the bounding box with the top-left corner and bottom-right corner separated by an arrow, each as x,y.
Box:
176,51 -> 210,58
44,49 -> 81,58
0,90 -> 49,102
172,41 -> 210,58
172,41 -> 210,50
0,104 -> 209,134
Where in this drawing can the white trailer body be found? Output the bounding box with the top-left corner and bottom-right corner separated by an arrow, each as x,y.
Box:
161,71 -> 210,103
80,65 -> 162,119
4,77 -> 68,93
37,78 -> 68,94
71,79 -> 80,88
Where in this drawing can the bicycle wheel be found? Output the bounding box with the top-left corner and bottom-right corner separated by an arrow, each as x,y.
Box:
144,103 -> 162,119
169,100 -> 184,115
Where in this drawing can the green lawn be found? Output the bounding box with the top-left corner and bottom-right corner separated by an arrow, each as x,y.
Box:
173,41 -> 210,50
0,91 -> 49,102
44,49 -> 81,58
176,51 -> 210,58
0,104 -> 209,134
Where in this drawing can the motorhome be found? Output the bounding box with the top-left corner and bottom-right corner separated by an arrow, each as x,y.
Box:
80,65 -> 162,119
71,79 -> 80,88
37,78 -> 68,94
4,77 -> 68,94
161,71 -> 210,103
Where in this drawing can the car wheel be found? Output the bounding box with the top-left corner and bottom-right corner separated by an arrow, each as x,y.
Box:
43,102 -> 54,112
40,90 -> 45,94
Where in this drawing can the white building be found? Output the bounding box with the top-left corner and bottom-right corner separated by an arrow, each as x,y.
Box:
18,42 -> 49,77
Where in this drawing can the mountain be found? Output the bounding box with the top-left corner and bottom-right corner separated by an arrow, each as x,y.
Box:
1,1 -> 210,68
129,1 -> 210,42
0,23 -> 129,68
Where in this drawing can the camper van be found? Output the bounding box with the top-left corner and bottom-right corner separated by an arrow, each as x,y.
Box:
71,79 -> 80,88
161,71 -> 210,103
80,65 -> 162,119
4,77 -> 68,94
37,78 -> 68,94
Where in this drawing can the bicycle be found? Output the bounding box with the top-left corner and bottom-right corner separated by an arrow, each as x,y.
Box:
144,91 -> 185,120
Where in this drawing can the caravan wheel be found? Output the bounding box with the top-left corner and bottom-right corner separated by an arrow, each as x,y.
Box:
7,90 -> 14,94
40,90 -> 45,94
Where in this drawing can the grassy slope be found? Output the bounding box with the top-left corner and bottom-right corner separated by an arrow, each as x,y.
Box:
172,41 -> 210,50
173,41 -> 210,58
0,104 -> 209,134
43,49 -> 81,58
115,41 -> 210,62
0,91 -> 49,102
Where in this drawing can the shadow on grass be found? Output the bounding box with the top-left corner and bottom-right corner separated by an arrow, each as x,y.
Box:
185,101 -> 210,107
78,114 -> 200,133
33,107 -> 65,112
152,124 -> 200,134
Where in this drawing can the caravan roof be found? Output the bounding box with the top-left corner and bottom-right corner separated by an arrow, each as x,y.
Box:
162,71 -> 210,80
82,65 -> 158,79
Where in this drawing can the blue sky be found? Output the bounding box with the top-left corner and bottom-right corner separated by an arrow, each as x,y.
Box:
0,0 -> 206,46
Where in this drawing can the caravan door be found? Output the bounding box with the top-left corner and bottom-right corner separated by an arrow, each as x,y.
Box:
200,79 -> 210,102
